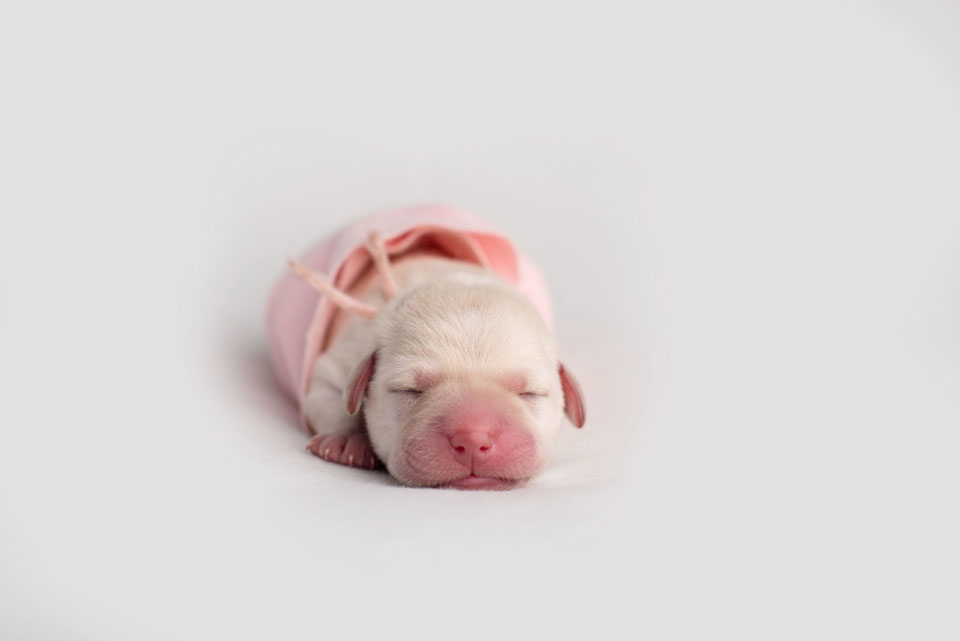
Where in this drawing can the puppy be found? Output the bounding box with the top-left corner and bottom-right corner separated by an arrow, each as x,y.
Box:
267,205 -> 584,490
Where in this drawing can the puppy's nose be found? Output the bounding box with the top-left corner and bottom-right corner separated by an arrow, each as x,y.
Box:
448,428 -> 496,464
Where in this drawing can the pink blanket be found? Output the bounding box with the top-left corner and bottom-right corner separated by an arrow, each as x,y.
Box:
266,204 -> 554,431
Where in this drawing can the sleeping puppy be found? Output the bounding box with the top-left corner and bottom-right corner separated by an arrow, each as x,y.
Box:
267,204 -> 584,490
303,253 -> 585,490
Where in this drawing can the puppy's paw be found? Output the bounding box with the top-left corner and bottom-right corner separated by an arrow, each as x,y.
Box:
307,431 -> 379,469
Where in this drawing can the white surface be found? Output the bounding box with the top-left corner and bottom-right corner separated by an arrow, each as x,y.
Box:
2,1 -> 959,639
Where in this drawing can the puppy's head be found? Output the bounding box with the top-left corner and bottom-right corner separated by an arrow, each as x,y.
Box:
344,279 -> 585,489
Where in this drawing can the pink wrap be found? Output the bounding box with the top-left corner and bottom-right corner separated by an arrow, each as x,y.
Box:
266,204 -> 554,432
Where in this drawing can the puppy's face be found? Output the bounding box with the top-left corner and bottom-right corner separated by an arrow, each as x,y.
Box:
344,280 -> 585,489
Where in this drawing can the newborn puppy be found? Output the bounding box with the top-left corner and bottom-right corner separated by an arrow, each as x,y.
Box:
267,205 -> 585,490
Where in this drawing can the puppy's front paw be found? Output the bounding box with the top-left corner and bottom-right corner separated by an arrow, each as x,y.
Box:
307,431 -> 379,469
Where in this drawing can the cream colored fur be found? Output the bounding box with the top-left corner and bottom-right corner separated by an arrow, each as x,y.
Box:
305,256 -> 568,486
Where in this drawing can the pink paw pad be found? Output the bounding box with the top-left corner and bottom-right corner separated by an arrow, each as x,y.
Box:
306,432 -> 379,469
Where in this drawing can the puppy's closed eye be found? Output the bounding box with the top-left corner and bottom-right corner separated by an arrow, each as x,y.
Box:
390,388 -> 423,396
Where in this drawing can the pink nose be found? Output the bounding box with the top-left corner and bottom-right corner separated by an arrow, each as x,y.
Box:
448,428 -> 496,464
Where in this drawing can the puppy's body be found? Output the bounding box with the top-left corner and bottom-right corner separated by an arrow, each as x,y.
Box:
304,251 -> 582,489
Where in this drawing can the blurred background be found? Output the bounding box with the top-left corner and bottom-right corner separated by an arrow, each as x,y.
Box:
1,1 -> 958,639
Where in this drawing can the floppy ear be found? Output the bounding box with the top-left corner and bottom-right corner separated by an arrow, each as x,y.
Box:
344,351 -> 377,416
559,363 -> 585,428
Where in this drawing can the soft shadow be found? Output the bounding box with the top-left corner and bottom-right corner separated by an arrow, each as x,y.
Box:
228,332 -> 302,434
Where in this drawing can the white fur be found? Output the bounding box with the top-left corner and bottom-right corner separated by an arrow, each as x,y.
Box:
305,256 -> 568,486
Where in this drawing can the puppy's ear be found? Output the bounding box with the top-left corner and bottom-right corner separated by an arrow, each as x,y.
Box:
344,351 -> 377,416
559,363 -> 585,428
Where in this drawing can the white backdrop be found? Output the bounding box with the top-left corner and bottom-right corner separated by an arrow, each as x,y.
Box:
2,1 -> 958,639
